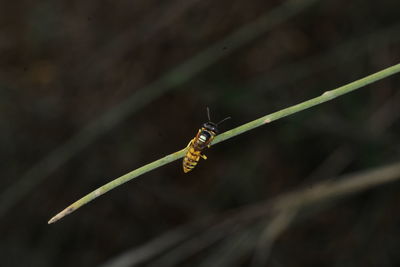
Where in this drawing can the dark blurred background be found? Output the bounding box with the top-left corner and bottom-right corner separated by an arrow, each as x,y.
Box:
1,0 -> 400,266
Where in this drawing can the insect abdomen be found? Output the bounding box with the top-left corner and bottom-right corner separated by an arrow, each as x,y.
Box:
183,146 -> 201,173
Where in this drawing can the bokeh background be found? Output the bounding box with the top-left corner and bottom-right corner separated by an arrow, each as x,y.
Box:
1,0 -> 400,266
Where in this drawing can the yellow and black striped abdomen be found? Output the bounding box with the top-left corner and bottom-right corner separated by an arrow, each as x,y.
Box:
183,145 -> 201,173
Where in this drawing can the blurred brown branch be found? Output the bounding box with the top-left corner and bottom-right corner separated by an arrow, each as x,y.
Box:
100,160 -> 400,267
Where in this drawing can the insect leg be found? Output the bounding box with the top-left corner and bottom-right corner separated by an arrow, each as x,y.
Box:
186,139 -> 194,148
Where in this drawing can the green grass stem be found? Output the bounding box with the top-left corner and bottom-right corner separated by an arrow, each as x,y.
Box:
48,62 -> 400,224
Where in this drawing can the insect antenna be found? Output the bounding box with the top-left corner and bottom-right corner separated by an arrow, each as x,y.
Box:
207,107 -> 231,125
217,116 -> 231,125
206,107 -> 211,122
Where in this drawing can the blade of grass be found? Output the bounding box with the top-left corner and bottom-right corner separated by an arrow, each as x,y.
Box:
48,62 -> 400,224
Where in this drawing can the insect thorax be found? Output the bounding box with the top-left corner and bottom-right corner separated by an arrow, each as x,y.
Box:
194,128 -> 216,150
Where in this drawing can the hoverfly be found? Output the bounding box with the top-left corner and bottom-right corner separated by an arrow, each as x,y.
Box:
183,108 -> 230,173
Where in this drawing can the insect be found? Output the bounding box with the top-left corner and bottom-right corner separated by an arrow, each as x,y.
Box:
183,108 -> 230,173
